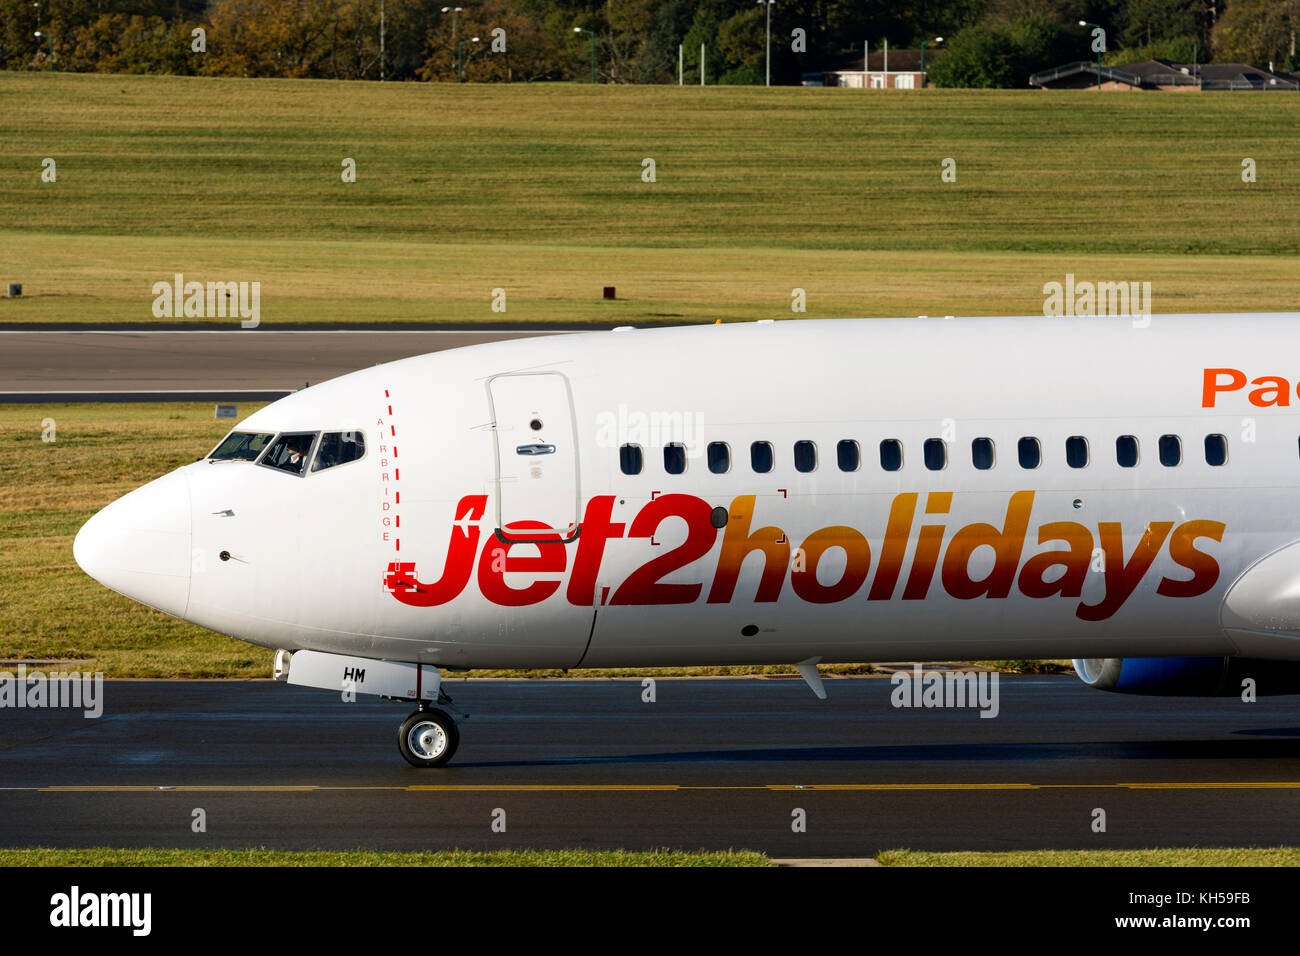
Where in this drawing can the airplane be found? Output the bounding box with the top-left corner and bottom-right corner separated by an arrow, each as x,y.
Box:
73,314 -> 1300,767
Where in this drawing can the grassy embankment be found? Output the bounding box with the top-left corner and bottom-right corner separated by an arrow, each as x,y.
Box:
1,73 -> 1296,326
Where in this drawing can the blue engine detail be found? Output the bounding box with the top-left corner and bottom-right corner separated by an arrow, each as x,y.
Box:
1073,656 -> 1300,696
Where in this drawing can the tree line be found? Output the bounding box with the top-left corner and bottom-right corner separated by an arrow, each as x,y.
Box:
1,1 -> 1295,86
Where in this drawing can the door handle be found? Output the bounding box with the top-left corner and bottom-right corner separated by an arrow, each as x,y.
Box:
515,443 -> 556,456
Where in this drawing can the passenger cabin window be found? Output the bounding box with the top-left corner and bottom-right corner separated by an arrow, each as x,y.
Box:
209,431 -> 274,462
971,438 -> 994,470
837,440 -> 860,472
751,441 -> 774,474
1159,434 -> 1182,467
923,438 -> 946,471
260,432 -> 318,475
1204,434 -> 1227,466
1066,436 -> 1089,469
664,443 -> 687,475
794,441 -> 817,473
1018,437 -> 1041,469
313,431 -> 365,472
707,442 -> 731,474
619,444 -> 643,475
1116,435 -> 1139,468
880,439 -> 903,472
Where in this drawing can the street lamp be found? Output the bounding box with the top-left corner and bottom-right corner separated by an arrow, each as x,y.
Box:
441,7 -> 463,44
33,30 -> 51,71
574,27 -> 595,84
442,6 -> 464,76
1079,20 -> 1102,90
458,36 -> 479,82
756,0 -> 775,87
920,36 -> 942,86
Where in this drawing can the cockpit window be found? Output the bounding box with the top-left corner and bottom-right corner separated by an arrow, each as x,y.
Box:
209,431 -> 275,462
259,432 -> 319,475
313,431 -> 366,472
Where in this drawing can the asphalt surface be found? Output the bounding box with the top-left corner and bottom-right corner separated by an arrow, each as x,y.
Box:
2,676 -> 1299,855
0,327 -> 573,397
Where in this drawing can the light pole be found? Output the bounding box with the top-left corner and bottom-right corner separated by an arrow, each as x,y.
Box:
756,0 -> 774,87
458,36 -> 479,82
573,27 -> 596,84
1079,20 -> 1102,90
380,0 -> 385,81
442,6 -> 463,43
33,30 -> 51,71
920,36 -> 942,86
442,6 -> 463,75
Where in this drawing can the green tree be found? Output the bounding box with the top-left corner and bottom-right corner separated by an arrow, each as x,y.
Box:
1122,0 -> 1204,48
681,7 -> 726,83
928,24 -> 1019,87
204,0 -> 336,78
1102,34 -> 1201,66
67,14 -> 206,75
636,0 -> 693,82
1003,14 -> 1074,72
716,7 -> 763,84
929,15 -> 1077,88
1213,0 -> 1299,69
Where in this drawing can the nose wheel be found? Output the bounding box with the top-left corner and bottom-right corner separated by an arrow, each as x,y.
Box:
398,708 -> 459,768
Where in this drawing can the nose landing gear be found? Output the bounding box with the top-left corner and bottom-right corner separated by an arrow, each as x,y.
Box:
278,650 -> 465,767
398,707 -> 459,767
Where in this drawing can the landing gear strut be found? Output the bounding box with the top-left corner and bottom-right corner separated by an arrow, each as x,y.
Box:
397,705 -> 460,767
277,649 -> 464,767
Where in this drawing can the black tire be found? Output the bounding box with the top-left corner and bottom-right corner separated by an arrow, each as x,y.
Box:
397,708 -> 459,768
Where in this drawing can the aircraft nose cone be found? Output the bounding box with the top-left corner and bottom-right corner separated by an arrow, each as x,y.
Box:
74,470 -> 192,618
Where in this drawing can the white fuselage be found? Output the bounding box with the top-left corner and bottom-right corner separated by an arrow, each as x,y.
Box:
74,315 -> 1300,669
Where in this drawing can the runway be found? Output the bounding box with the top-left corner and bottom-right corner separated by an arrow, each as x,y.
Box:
2,676 -> 1299,855
0,326 -> 576,397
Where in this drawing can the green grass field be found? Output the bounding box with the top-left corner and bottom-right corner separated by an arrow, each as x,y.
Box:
0,403 -> 267,676
1,73 -> 1297,325
0,847 -> 770,867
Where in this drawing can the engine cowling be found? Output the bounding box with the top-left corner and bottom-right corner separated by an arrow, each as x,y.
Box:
1072,656 -> 1300,696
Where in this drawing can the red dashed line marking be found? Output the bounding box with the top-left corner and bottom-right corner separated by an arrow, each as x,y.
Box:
382,389 -> 401,561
